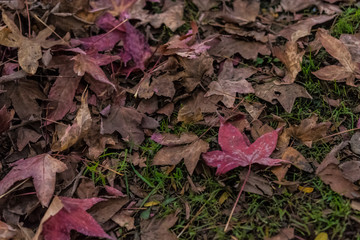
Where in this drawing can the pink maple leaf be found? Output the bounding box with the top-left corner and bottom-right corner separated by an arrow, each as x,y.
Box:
42,197 -> 114,240
202,118 -> 286,175
0,154 -> 67,207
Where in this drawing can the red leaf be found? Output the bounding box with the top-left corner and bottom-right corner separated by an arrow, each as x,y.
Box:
42,197 -> 114,240
0,154 -> 67,206
202,118 -> 286,175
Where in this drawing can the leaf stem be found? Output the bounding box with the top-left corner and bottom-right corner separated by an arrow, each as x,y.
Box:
224,164 -> 252,232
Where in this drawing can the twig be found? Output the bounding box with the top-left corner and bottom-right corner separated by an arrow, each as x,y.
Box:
224,164 -> 252,232
0,178 -> 29,199
317,127 -> 360,142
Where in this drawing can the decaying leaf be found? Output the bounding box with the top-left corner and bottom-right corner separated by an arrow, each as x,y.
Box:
208,35 -> 270,60
340,160 -> 360,183
140,210 -> 179,240
239,170 -> 273,196
0,106 -> 14,134
205,59 -> 256,108
281,147 -> 313,172
52,92 -> 92,152
312,28 -> 359,86
286,115 -> 331,147
264,227 -> 294,240
202,117 -> 287,175
273,41 -> 305,84
0,11 -> 68,74
152,132 -> 209,175
41,197 -> 114,240
254,81 -> 312,113
177,90 -> 220,123
0,154 -> 67,206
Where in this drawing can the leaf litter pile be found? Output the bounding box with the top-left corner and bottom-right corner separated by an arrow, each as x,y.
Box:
2,0 -> 360,239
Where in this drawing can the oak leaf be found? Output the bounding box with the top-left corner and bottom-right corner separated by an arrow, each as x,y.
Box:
202,118 -> 287,175
0,154 -> 67,206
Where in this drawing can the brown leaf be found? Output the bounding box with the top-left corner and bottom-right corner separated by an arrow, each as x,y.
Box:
76,178 -> 100,199
280,0 -> 341,14
278,15 -> 335,42
312,28 -> 359,86
254,81 -> 312,113
281,147 -> 313,172
287,115 -> 331,147
219,0 -> 260,23
317,164 -> 360,199
0,106 -> 14,134
316,141 -> 348,174
273,41 -> 305,84
140,211 -> 179,240
89,197 -> 129,224
0,154 -> 67,206
8,80 -> 45,120
0,12 -> 68,74
148,0 -> 184,32
209,36 -> 270,60
205,59 -> 256,107
16,128 -> 42,151
101,106 -> 145,145
111,210 -> 135,231
192,0 -> 218,11
240,170 -> 273,196
151,132 -> 198,146
178,90 -> 220,123
350,132 -> 360,154
340,160 -> 360,182
264,227 -> 294,240
243,102 -> 265,120
52,92 -> 92,152
340,33 -> 360,63
152,139 -> 209,175
0,220 -> 17,239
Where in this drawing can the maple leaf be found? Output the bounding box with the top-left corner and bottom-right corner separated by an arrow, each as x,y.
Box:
202,118 -> 287,175
0,154 -> 67,207
312,28 -> 360,86
0,11 -> 68,74
41,196 -> 114,240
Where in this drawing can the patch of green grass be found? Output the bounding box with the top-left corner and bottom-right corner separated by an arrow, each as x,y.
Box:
332,7 -> 360,37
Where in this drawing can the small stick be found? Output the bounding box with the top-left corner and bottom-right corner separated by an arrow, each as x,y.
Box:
224,164 -> 252,232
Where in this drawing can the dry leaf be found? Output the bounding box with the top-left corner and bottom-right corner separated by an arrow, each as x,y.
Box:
254,81 -> 312,113
140,211 -> 179,240
282,147 -> 313,172
273,41 -> 305,84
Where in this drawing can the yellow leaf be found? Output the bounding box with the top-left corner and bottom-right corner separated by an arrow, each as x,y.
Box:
144,201 -> 160,207
218,192 -> 230,205
314,232 -> 328,240
298,186 -> 314,193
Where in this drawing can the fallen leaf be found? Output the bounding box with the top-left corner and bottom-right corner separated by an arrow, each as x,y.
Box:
264,227 -> 294,240
273,41 -> 305,84
340,33 -> 360,63
243,101 -> 265,120
151,132 -> 198,146
339,160 -> 360,183
152,138 -> 209,175
254,81 -> 312,113
209,36 -> 270,60
111,210 -> 135,231
281,147 -> 313,172
177,90 -> 220,123
278,15 -> 335,41
16,128 -> 42,151
41,197 -> 114,240
46,56 -> 82,124
101,106 -> 145,145
0,11 -> 68,74
287,115 -> 331,147
280,0 -> 341,14
0,154 -> 67,206
52,91 -> 92,152
350,131 -> 360,154
315,232 -> 329,240
149,0 -> 184,31
88,197 -> 129,224
240,170 -> 273,196
140,211 -> 179,240
205,59 -> 256,108
0,220 -> 17,239
202,118 -> 287,175
8,80 -> 45,120
0,106 -> 14,134
298,186 -> 314,193
312,28 -> 359,86
317,164 -> 360,199
218,0 -> 260,23
316,141 -> 348,174
192,0 -> 218,11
